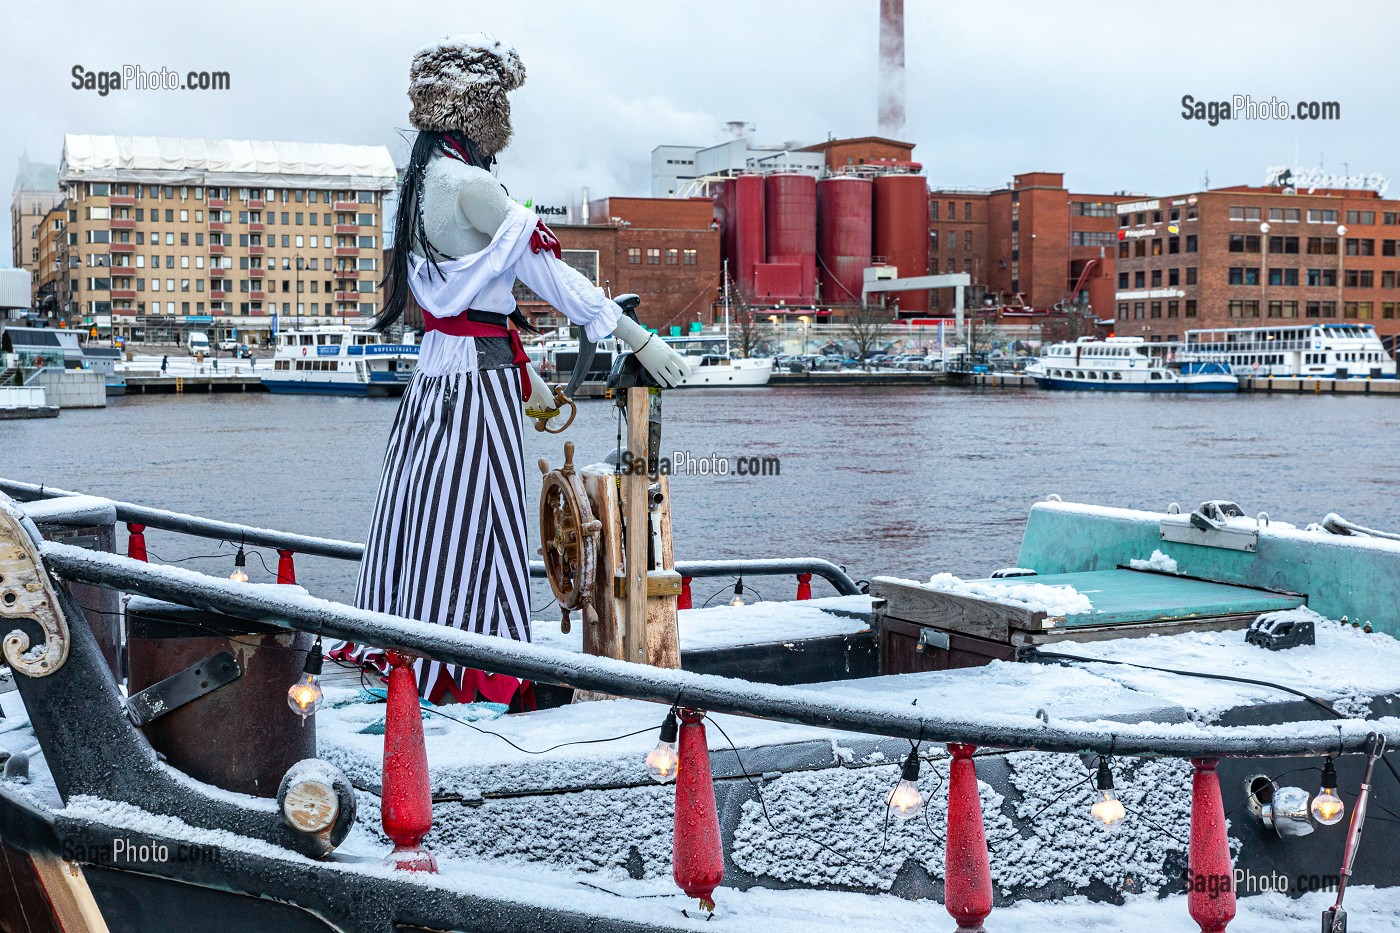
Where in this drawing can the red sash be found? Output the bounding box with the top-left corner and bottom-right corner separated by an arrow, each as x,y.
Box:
422,310 -> 531,400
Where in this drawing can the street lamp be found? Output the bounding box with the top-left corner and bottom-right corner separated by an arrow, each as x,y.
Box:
294,253 -> 304,332
1336,225 -> 1348,318
798,314 -> 812,356
1260,221 -> 1270,317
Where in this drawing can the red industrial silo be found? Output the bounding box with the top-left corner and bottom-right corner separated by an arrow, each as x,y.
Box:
732,174 -> 767,301
816,177 -> 873,304
872,173 -> 930,312
764,174 -> 818,302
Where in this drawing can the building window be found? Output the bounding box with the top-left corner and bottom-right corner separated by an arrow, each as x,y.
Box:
1228,206 -> 1261,222
665,248 -> 679,264
1345,238 -> 1375,256
947,232 -> 957,250
1167,300 -> 1179,317
1168,268 -> 1180,286
627,248 -> 641,264
1150,269 -> 1162,287
646,248 -> 661,264
1134,271 -> 1145,288
1185,235 -> 1198,253
683,249 -> 697,265
1185,299 -> 1197,317
1150,301 -> 1162,318
1117,272 -> 1129,289
1268,235 -> 1300,254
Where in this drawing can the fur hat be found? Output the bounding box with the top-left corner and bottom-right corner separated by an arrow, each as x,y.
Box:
408,34 -> 526,156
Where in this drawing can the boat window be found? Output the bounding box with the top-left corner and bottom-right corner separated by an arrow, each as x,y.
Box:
1150,371 -> 1162,379
1113,372 -> 1122,380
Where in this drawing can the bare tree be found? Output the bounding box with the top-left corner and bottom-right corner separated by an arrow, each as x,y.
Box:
843,302 -> 895,368
731,303 -> 770,359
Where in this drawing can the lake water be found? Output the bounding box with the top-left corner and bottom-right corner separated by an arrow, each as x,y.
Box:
5,386 -> 1398,609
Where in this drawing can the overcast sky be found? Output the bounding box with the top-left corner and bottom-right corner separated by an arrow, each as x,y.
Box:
3,0 -> 1398,264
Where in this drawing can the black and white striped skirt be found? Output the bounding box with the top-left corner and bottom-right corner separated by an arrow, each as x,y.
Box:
343,359 -> 532,699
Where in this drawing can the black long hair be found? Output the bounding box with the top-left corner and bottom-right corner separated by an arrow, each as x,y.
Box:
373,130 -> 535,334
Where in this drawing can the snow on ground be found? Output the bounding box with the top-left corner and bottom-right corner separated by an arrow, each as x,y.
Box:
912,573 -> 1096,617
1130,549 -> 1180,573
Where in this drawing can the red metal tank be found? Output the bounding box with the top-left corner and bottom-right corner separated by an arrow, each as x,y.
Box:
816,177 -> 873,304
873,174 -> 930,312
764,174 -> 817,302
732,175 -> 766,301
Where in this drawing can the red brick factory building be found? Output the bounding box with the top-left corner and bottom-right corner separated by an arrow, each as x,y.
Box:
928,172 -> 1126,325
1112,184 -> 1400,348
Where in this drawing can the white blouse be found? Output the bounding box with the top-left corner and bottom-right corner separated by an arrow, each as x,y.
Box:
408,201 -> 621,377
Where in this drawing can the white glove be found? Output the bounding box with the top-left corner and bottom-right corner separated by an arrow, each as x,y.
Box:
523,364 -> 565,432
611,315 -> 691,388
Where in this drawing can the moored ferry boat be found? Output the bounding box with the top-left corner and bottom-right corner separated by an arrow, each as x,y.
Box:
662,334 -> 773,387
260,325 -> 419,397
1183,323 -> 1398,379
1027,336 -> 1238,392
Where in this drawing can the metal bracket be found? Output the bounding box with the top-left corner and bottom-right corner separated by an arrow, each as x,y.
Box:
1159,511 -> 1258,552
0,494 -> 71,677
915,629 -> 950,653
125,650 -> 242,727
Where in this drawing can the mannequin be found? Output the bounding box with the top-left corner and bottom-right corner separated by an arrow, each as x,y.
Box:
338,35 -> 689,704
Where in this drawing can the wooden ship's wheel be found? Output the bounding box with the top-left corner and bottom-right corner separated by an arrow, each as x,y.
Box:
538,441 -> 601,633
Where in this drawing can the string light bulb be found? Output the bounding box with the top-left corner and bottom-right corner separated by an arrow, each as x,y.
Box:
229,545 -> 250,583
644,708 -> 680,783
1091,757 -> 1127,826
730,576 -> 745,608
887,746 -> 924,820
1311,757 -> 1346,826
287,638 -> 325,721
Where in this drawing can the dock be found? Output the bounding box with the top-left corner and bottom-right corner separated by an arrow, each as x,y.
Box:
1236,375 -> 1400,395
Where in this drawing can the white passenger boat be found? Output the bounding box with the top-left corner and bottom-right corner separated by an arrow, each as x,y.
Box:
1026,336 -> 1238,392
260,325 -> 419,397
1183,323 -> 1398,379
663,335 -> 773,387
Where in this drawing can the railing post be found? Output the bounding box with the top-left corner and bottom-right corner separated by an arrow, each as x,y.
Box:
276,548 -> 297,585
945,743 -> 992,933
126,522 -> 148,562
1188,757 -> 1235,932
381,651 -> 436,872
673,708 -> 723,913
677,575 -> 692,611
796,572 -> 812,600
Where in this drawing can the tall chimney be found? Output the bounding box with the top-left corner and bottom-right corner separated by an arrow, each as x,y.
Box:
878,0 -> 905,138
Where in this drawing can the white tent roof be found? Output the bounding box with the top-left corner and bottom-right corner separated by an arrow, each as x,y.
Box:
60,135 -> 398,191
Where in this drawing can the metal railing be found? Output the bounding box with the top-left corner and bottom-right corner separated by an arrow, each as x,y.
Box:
37,539 -> 1381,760
0,479 -> 863,596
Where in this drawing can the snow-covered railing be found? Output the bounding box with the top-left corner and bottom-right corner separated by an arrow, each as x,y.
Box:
38,540 -> 1384,761
0,478 -> 862,596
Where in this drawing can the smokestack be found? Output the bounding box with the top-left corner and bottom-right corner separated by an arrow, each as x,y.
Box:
878,0 -> 905,138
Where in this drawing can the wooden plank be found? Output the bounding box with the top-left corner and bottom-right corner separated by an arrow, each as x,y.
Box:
1009,612 -> 1260,647
643,474 -> 681,669
580,470 -> 624,663
872,577 -> 1034,641
622,386 -> 650,665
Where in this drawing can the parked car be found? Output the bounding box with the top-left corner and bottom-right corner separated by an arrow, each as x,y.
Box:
217,339 -> 238,352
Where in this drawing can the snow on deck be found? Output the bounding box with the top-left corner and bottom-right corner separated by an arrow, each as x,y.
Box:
48,794 -> 1400,931
532,594 -> 872,655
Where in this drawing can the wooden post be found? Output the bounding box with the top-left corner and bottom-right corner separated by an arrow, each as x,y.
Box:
622,386 -> 650,666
